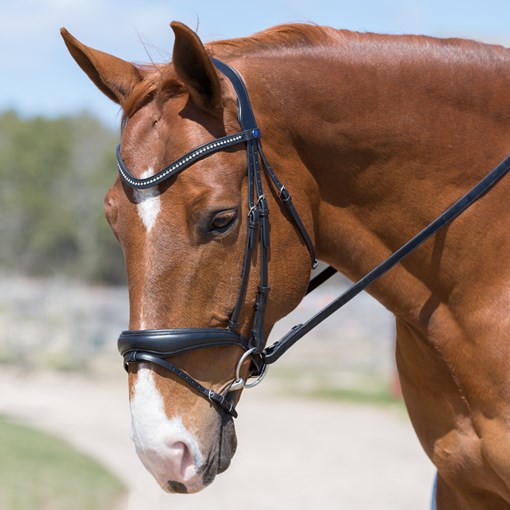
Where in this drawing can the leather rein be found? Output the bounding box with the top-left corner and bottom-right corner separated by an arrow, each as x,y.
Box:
116,58 -> 510,418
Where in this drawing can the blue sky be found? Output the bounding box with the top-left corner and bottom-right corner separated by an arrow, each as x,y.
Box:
2,0 -> 510,127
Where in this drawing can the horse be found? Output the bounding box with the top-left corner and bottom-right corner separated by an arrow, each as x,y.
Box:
61,21 -> 510,509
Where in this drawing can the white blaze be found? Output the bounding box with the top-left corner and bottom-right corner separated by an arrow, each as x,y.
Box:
130,366 -> 204,490
133,168 -> 161,328
134,168 -> 161,233
131,171 -> 206,489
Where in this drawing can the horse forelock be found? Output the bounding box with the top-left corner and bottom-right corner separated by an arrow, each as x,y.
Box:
121,65 -> 186,124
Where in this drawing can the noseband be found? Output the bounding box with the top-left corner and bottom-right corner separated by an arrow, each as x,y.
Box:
116,58 -> 316,417
116,58 -> 510,418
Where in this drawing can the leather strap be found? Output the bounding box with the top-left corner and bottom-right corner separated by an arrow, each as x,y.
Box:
306,265 -> 338,294
123,351 -> 238,417
259,146 -> 317,267
211,58 -> 258,130
116,129 -> 259,190
118,328 -> 250,357
262,153 -> 510,364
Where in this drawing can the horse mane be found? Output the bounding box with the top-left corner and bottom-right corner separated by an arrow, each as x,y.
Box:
210,23 -> 341,55
211,23 -> 510,69
121,65 -> 185,125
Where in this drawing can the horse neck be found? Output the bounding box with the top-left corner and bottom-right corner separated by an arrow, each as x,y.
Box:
228,33 -> 510,321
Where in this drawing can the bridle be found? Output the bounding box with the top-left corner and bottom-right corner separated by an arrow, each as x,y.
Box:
116,58 -> 316,417
116,58 -> 510,418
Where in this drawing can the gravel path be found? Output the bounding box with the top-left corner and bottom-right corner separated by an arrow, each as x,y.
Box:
0,367 -> 435,510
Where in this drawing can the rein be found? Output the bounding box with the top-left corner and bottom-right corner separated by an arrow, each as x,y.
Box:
265,151 -> 510,363
116,57 -> 510,418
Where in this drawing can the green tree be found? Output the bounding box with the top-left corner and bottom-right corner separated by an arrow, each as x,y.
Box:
0,111 -> 126,284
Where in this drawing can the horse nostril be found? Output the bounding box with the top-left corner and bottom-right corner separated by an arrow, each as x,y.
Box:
167,480 -> 188,493
157,441 -> 199,492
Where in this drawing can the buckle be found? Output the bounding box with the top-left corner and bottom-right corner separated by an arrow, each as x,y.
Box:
279,186 -> 291,201
228,347 -> 268,393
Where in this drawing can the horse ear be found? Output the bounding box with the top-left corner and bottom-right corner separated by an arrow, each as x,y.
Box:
60,28 -> 143,105
170,22 -> 223,114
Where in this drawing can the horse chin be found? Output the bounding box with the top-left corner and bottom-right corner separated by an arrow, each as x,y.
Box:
200,414 -> 238,487
218,414 -> 237,473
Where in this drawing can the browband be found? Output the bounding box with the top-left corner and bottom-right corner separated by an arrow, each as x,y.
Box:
116,129 -> 259,190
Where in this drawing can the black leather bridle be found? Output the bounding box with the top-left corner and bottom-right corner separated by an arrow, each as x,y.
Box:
116,58 -> 510,418
116,58 -> 317,417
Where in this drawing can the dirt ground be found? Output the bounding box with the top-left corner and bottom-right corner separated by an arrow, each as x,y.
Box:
0,365 -> 435,510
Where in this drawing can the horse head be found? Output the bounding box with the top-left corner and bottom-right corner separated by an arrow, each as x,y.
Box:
61,22 -> 314,493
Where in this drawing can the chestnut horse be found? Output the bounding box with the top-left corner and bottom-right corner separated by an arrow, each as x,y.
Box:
62,22 -> 510,509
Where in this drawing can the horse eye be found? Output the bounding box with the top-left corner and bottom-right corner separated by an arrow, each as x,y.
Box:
209,210 -> 238,234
